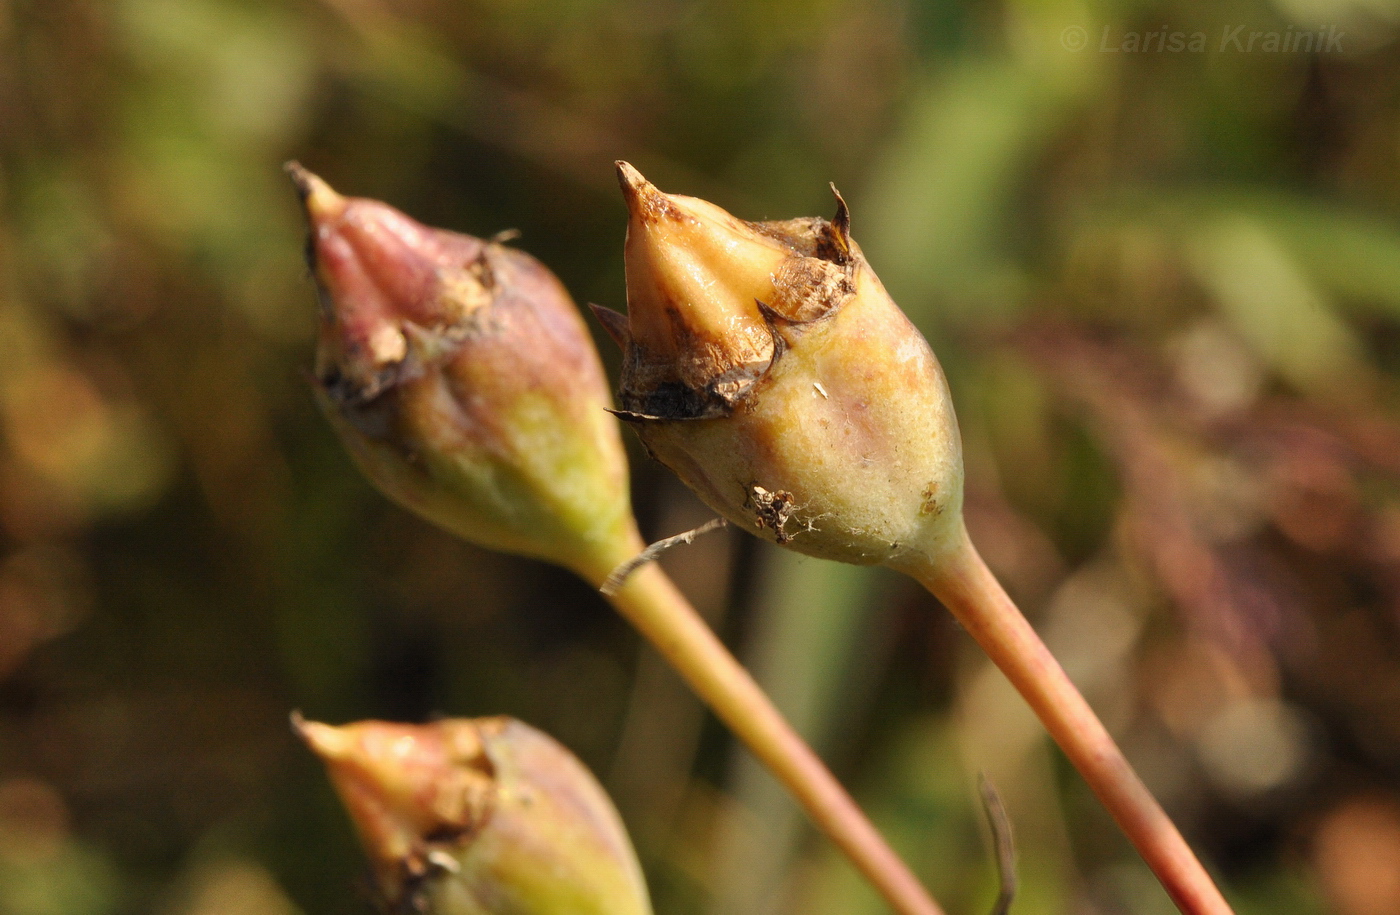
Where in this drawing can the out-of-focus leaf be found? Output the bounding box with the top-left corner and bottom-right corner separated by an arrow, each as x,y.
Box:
1186,214 -> 1368,393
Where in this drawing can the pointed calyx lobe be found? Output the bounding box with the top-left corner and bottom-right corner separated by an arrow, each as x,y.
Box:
605,161 -> 857,422
295,715 -> 495,901
605,163 -> 964,567
292,161 -> 513,405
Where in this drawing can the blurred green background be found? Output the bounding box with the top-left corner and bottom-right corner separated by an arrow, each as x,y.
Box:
2,0 -> 1400,913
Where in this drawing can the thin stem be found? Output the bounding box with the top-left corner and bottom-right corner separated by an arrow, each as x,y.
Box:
977,774 -> 1016,915
907,524 -> 1232,915
586,538 -> 946,915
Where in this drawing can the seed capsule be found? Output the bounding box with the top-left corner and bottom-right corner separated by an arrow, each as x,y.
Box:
601,162 -> 964,567
296,715 -> 652,915
290,164 -> 635,580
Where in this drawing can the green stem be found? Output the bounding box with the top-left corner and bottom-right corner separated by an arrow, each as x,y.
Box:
579,534 -> 946,915
903,523 -> 1232,915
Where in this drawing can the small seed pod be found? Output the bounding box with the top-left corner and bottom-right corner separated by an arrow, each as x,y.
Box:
599,163 -> 964,567
290,164 -> 635,580
296,715 -> 652,915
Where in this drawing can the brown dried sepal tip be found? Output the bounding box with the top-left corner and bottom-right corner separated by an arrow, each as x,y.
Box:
599,161 -> 857,425
292,713 -> 497,906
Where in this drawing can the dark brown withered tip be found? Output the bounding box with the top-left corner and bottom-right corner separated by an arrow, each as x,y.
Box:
828,184 -> 852,263
284,162 -> 348,232
284,161 -> 315,202
616,161 -> 683,223
589,303 -> 632,348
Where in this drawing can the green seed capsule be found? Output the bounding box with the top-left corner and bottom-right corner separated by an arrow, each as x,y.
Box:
600,162 -> 965,568
297,715 -> 652,915
290,164 -> 636,581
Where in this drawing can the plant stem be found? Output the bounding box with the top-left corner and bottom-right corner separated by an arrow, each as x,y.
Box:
582,536 -> 946,915
904,523 -> 1233,915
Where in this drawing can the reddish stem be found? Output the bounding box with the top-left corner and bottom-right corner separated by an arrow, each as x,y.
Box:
907,524 -> 1233,915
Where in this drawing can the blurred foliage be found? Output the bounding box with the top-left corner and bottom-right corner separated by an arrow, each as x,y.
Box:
1,0 -> 1399,913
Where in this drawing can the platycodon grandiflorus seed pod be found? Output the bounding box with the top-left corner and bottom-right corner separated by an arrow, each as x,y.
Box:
601,162 -> 1233,915
296,715 -> 652,915
597,161 -> 964,571
291,163 -> 634,582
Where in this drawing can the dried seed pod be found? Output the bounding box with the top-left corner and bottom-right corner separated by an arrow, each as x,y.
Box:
603,166 -> 1234,915
601,162 -> 964,567
296,715 -> 652,915
289,166 -> 956,915
290,164 -> 635,580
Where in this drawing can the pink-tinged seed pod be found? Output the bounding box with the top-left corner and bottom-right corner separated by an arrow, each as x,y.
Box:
289,164 -> 636,581
597,162 -> 964,568
295,715 -> 652,915
597,166 -> 1234,915
288,166 -> 961,915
